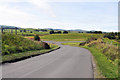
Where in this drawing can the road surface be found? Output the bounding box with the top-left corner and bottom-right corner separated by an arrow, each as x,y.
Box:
2,41 -> 93,78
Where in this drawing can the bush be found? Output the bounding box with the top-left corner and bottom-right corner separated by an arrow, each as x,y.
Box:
79,37 -> 97,46
104,33 -> 116,39
34,35 -> 40,41
42,42 -> 50,49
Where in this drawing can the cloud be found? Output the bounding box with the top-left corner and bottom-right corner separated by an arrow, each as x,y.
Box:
0,0 -> 56,27
26,0 -> 56,18
0,1 -> 35,27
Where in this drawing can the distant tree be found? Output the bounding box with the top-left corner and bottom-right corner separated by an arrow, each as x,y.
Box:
63,31 -> 68,34
57,31 -> 62,34
104,32 -> 116,39
115,32 -> 118,35
50,30 -> 54,34
34,34 -> 40,41
23,29 -> 26,32
30,31 -> 32,33
40,29 -> 47,32
34,29 -> 39,32
94,31 -> 102,34
20,30 -> 22,32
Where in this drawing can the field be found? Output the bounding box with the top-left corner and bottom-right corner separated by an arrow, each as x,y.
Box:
39,33 -> 102,41
62,38 -> 119,78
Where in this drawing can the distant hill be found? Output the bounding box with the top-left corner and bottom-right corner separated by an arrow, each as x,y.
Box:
0,25 -> 19,29
69,29 -> 87,32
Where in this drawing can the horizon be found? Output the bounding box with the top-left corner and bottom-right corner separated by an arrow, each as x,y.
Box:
0,0 -> 118,32
0,25 -> 118,32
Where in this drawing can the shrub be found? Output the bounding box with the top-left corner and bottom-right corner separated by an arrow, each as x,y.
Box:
34,35 -> 40,41
79,37 -> 97,46
104,33 -> 116,39
42,42 -> 50,49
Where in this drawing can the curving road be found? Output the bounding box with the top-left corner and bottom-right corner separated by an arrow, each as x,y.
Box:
2,41 -> 94,78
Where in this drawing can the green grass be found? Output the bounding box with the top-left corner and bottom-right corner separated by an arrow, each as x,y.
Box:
40,33 -> 102,41
2,44 -> 59,63
2,34 -> 48,55
61,38 -> 119,78
103,38 -> 118,46
83,46 -> 118,78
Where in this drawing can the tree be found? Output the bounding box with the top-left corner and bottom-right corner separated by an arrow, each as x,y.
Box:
24,29 -> 26,32
94,31 -> 102,34
34,34 -> 40,41
30,31 -> 32,33
57,31 -> 61,34
20,30 -> 22,32
50,30 -> 54,34
63,31 -> 68,34
104,32 -> 116,39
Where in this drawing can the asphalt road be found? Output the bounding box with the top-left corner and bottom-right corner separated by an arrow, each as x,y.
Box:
2,41 -> 93,78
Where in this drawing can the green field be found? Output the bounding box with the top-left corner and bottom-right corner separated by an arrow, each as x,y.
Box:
62,38 -> 119,78
40,33 -> 102,41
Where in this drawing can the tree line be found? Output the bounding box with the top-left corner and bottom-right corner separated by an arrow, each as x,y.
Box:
50,30 -> 68,34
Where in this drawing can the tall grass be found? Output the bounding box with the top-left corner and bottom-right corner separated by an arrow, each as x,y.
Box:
82,38 -> 118,78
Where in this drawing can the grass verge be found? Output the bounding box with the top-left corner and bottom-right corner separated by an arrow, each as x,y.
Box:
2,44 -> 59,64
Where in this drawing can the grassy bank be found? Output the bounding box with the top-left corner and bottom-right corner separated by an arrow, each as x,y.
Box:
2,33 -> 59,63
2,34 -> 49,55
2,43 -> 59,63
62,38 -> 119,78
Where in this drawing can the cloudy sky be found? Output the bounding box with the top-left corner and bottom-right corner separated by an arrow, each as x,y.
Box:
0,0 -> 119,32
